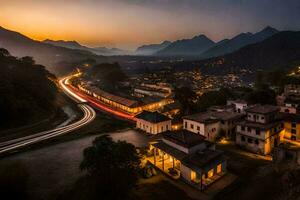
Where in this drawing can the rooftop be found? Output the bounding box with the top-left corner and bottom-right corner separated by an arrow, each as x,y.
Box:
245,105 -> 279,114
152,142 -> 187,161
182,149 -> 226,172
86,85 -> 140,108
162,130 -> 206,148
183,111 -> 243,124
136,111 -> 171,123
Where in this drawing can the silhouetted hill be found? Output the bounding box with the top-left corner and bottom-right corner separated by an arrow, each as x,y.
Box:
201,26 -> 278,59
0,26 -> 109,74
43,39 -> 84,49
43,39 -> 130,56
0,48 -> 59,130
198,31 -> 300,74
135,41 -> 171,55
155,35 -> 215,56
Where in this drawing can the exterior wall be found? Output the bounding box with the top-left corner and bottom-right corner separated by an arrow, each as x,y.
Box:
183,119 -> 205,135
183,119 -> 220,141
236,125 -> 268,140
181,164 -> 193,183
220,120 -> 238,138
236,125 -> 283,155
236,133 -> 266,154
247,111 -> 279,124
284,121 -> 300,141
180,160 -> 227,189
234,103 -> 248,114
136,119 -> 171,134
204,123 -> 221,141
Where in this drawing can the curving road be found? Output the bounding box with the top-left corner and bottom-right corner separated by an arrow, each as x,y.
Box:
0,75 -> 96,155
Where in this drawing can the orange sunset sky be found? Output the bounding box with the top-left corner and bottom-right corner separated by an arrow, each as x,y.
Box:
1,0 -> 299,50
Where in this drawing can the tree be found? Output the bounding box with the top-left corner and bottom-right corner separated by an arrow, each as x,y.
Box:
245,86 -> 276,105
196,88 -> 233,112
85,62 -> 127,91
0,48 -> 58,130
174,86 -> 197,115
79,135 -> 141,200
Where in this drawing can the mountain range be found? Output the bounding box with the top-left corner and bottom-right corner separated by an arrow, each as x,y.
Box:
134,26 -> 278,58
197,31 -> 300,74
200,26 -> 278,59
135,41 -> 171,55
43,39 -> 129,56
155,35 -> 215,56
1,25 -> 300,76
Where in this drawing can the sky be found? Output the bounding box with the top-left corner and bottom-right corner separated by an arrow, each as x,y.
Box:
0,0 -> 300,50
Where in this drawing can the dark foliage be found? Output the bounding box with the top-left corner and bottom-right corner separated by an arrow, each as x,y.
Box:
196,88 -> 234,111
174,87 -> 198,115
65,135 -> 141,200
0,162 -> 30,200
85,62 -> 127,91
245,85 -> 276,105
0,48 -> 58,130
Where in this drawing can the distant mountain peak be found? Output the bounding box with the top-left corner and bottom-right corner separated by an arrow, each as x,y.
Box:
261,26 -> 278,32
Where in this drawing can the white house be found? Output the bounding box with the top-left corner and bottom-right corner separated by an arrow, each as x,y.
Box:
150,130 -> 227,190
136,111 -> 171,134
183,111 -> 243,141
227,99 -> 248,114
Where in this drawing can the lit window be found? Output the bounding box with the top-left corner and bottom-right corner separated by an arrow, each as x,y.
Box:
208,169 -> 214,178
217,164 -> 222,173
191,170 -> 196,181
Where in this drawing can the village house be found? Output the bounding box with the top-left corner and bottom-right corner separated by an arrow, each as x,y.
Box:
281,113 -> 300,141
236,105 -> 284,155
183,111 -> 243,141
136,111 -> 172,134
284,84 -> 300,101
279,99 -> 299,114
149,130 -> 227,190
227,99 -> 249,114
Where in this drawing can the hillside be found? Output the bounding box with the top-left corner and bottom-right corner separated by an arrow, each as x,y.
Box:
155,35 -> 215,56
0,48 -> 59,130
0,26 -> 109,74
43,39 -> 129,56
200,26 -> 278,59
198,31 -> 300,74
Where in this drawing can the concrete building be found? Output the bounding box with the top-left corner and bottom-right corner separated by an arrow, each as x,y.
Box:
76,83 -> 173,115
136,111 -> 171,134
149,130 -> 227,190
183,111 -> 243,141
281,113 -> 300,141
279,100 -> 299,114
227,100 -> 248,114
284,84 -> 300,101
236,105 -> 284,155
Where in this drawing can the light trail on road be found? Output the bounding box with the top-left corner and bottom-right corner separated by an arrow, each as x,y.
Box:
62,76 -> 136,122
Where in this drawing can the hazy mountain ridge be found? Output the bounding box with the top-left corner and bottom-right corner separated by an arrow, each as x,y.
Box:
43,39 -> 129,56
155,34 -> 215,56
135,41 -> 171,55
